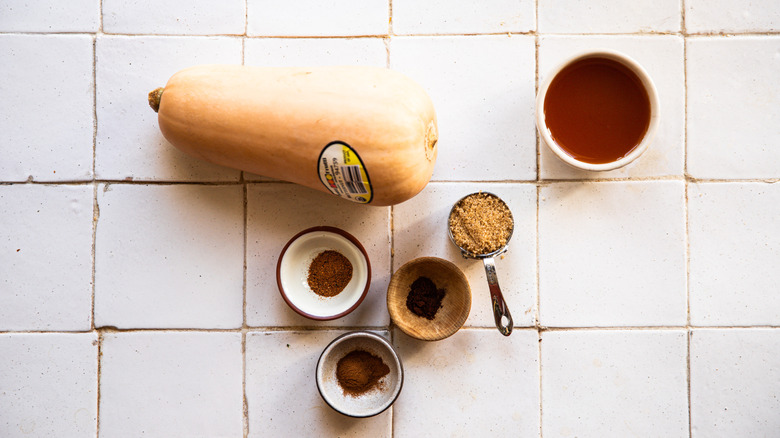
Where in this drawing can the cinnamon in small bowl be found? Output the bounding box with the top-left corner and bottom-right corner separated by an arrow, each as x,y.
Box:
276,226 -> 370,320
316,331 -> 403,417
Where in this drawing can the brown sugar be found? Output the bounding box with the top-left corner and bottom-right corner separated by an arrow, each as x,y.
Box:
449,193 -> 513,255
307,250 -> 353,297
406,276 -> 446,320
336,349 -> 390,396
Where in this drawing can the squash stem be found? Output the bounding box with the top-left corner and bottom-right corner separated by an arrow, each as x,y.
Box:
148,87 -> 164,113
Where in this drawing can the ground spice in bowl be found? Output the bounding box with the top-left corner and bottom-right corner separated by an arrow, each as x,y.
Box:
336,349 -> 390,397
449,192 -> 513,255
308,250 -> 353,297
406,276 -> 446,320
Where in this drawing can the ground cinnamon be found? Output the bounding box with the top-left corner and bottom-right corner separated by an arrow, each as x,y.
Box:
307,250 -> 353,297
406,276 -> 446,320
336,349 -> 390,397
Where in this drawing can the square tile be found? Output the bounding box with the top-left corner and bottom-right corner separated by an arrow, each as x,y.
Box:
0,0 -> 99,32
393,328 -> 540,436
689,183 -> 780,326
541,330 -> 688,437
392,0 -> 534,35
539,0 -> 681,33
95,36 -> 242,181
0,35 -> 94,182
244,37 -> 386,68
393,182 -> 537,327
247,0 -> 388,36
0,333 -> 98,437
0,185 -> 93,331
99,331 -> 243,437
246,331 -> 392,437
102,0 -> 245,35
246,184 -> 391,327
94,184 -> 244,329
686,0 -> 780,33
390,35 -> 536,181
691,329 -> 780,436
538,35 -> 685,179
687,37 -> 780,179
539,181 -> 686,327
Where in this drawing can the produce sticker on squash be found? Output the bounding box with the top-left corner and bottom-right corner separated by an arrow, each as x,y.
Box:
317,141 -> 373,204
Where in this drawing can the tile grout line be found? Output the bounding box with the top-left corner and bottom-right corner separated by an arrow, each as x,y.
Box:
533,6 -> 544,432
3,177 -> 780,186
241,7 -> 249,431
4,325 -> 779,335
7,31 -> 780,38
94,3 -> 103,434
387,4 -> 395,436
681,2 -> 693,435
241,177 -> 249,438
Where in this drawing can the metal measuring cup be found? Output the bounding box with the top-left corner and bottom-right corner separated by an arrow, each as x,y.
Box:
447,192 -> 514,336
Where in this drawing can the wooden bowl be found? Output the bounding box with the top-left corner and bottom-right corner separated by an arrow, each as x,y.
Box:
387,257 -> 471,341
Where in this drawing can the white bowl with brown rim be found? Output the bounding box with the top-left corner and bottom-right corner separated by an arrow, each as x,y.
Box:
276,226 -> 370,320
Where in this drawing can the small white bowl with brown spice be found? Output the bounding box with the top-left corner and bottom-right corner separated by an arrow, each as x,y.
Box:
316,331 -> 403,417
276,226 -> 371,320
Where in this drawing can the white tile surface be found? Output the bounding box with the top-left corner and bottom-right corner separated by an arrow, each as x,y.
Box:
245,37 -> 387,67
95,36 -> 242,181
99,331 -> 243,437
0,185 -> 93,331
541,330 -> 688,437
539,181 -> 687,327
103,0 -> 245,35
539,0 -> 681,33
246,184 -> 391,327
390,35 -> 537,181
689,183 -> 780,326
392,0 -> 534,35
246,330 -> 392,437
687,36 -> 780,179
0,333 -> 97,437
393,328 -> 540,436
247,0 -> 389,36
538,35 -> 685,179
0,0 -> 99,32
94,184 -> 244,329
691,329 -> 780,437
0,35 -> 94,182
393,182 -> 537,327
686,0 -> 780,33
3,1 -> 780,436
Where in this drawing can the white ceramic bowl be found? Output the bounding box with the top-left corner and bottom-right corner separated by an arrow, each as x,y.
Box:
316,331 -> 403,417
276,226 -> 370,320
536,49 -> 660,172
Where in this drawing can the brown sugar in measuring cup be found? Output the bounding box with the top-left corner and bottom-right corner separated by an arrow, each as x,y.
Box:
448,192 -> 514,336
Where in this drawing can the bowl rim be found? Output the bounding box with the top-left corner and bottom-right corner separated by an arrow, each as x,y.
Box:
387,256 -> 472,342
315,330 -> 404,418
535,48 -> 661,172
276,226 -> 371,321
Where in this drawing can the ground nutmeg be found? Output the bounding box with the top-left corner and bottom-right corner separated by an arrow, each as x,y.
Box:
406,276 -> 446,320
336,349 -> 390,396
308,250 -> 353,297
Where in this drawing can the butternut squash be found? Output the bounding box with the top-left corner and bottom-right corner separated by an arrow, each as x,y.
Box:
148,65 -> 438,206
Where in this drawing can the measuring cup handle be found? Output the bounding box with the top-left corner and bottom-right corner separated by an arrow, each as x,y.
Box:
483,257 -> 513,336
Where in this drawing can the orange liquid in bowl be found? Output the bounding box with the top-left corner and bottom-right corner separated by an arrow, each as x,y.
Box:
543,57 -> 651,165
